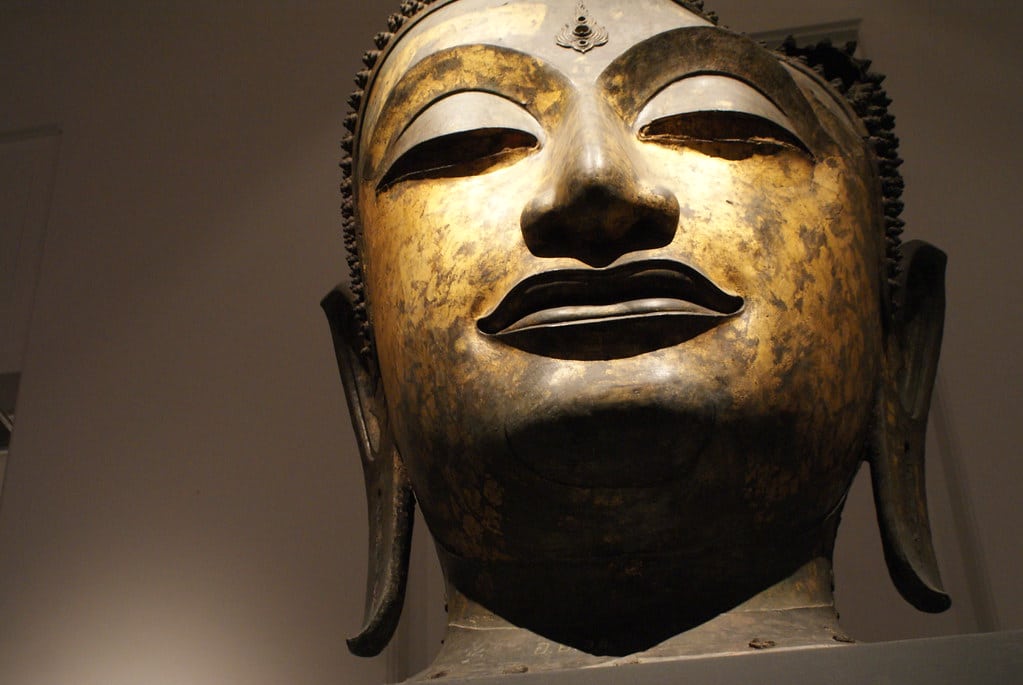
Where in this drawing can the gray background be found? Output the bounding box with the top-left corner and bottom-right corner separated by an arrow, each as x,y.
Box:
0,1 -> 1019,683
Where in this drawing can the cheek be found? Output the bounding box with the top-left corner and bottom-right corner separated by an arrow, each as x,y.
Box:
662,150 -> 879,380
654,152 -> 881,521
362,161 -> 543,311
643,147 -> 881,445
358,163 -> 545,419
745,158 -> 881,404
740,159 -> 882,510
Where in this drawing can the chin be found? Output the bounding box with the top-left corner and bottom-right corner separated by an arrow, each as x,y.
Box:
392,307 -> 875,559
500,386 -> 719,488
411,384 -> 867,568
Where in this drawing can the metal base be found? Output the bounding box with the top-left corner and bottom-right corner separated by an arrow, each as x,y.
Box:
425,630 -> 1023,685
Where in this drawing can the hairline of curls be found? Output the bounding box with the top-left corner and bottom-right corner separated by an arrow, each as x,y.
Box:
339,1 -> 903,358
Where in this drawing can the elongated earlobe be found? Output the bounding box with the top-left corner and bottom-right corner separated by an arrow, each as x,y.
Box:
322,286 -> 415,656
870,240 -> 951,613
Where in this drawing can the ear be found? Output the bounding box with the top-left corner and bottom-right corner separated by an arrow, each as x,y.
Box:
869,240 -> 951,613
322,285 -> 415,656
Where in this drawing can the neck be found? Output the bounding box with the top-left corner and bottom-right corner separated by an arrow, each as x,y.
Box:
412,557 -> 849,681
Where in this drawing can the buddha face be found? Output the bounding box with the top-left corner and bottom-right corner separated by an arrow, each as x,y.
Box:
354,0 -> 884,567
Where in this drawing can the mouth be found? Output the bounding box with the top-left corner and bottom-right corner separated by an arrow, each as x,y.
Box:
478,259 -> 745,360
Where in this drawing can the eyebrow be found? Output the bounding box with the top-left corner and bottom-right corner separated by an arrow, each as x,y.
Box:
365,44 -> 571,181
599,27 -> 834,153
365,27 -> 836,180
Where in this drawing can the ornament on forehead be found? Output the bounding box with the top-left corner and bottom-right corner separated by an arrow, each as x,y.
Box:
556,3 -> 609,53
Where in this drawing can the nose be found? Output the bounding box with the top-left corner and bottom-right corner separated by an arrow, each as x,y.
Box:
520,100 -> 679,268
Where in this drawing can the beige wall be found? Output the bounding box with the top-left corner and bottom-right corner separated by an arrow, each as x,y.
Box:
0,2 -> 395,683
0,2 -> 1019,684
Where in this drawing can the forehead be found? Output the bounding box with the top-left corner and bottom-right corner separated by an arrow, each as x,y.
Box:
362,0 -> 712,133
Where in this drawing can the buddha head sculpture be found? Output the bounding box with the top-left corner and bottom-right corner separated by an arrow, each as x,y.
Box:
323,0 -> 949,677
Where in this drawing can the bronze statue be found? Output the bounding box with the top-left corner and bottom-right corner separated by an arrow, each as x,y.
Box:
323,0 -> 949,678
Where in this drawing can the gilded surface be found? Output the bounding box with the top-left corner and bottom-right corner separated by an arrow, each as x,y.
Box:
359,1 -> 879,564
330,0 -> 948,676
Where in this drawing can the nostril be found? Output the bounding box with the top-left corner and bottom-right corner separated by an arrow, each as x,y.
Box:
642,186 -> 682,240
521,182 -> 680,267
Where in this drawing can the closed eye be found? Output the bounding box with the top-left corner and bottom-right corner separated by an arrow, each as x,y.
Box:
640,110 -> 810,160
635,74 -> 812,161
378,128 -> 538,191
377,91 -> 542,192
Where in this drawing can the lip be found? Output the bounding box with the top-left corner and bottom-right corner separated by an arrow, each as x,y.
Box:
478,259 -> 745,360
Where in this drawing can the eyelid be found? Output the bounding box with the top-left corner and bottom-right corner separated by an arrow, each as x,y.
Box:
635,74 -> 805,145
380,91 -> 543,180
